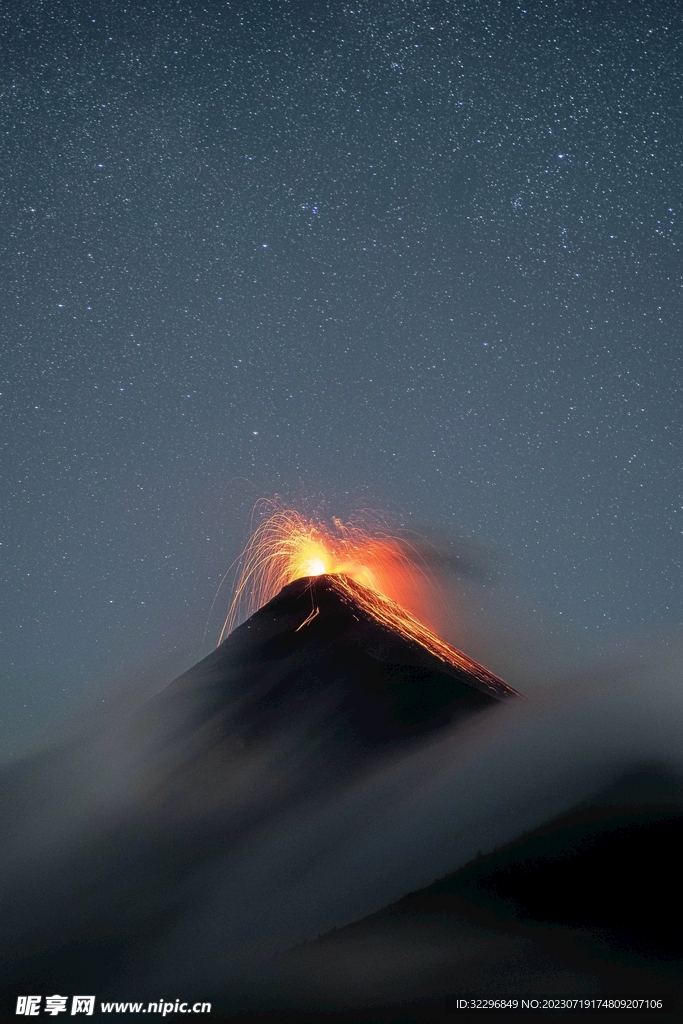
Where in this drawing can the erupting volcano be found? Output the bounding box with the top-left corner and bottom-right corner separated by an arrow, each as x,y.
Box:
218,502 -> 513,693
1,503 -> 681,1018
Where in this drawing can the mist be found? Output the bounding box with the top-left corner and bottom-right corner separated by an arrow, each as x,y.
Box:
144,645 -> 683,995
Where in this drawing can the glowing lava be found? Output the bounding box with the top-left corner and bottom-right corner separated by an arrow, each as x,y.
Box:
220,503 -> 436,640
218,502 -> 510,691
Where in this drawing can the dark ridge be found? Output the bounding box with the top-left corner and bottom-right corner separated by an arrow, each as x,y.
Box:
310,764 -> 683,960
365,765 -> 683,962
422,792 -> 683,961
248,767 -> 683,1022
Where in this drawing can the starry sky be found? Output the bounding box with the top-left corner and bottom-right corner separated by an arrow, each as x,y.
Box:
2,0 -> 682,754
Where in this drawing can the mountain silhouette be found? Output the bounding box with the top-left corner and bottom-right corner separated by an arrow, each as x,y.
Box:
158,573 -> 516,755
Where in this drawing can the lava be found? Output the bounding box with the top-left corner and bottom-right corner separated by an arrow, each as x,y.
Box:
324,574 -> 511,690
220,503 -> 436,639
219,502 -> 509,689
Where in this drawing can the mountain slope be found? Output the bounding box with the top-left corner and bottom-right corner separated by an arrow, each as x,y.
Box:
157,574 -> 515,754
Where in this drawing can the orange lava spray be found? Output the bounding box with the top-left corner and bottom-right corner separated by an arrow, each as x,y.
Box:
219,501 -> 511,691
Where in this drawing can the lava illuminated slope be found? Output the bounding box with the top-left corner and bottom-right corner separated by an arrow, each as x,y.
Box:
306,572 -> 514,694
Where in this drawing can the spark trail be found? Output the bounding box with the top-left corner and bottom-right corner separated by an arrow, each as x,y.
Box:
220,502 -> 512,693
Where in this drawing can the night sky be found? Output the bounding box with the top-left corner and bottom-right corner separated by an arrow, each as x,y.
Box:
2,0 -> 682,754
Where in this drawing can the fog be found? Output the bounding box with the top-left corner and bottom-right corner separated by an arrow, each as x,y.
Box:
146,647 -> 683,995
